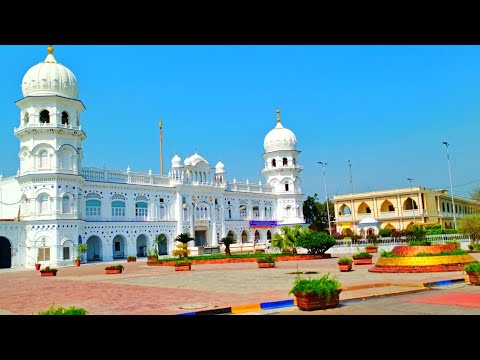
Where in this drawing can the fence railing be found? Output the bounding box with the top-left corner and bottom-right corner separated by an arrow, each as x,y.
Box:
333,233 -> 471,248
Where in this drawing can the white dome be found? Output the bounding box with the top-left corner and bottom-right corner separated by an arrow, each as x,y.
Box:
171,154 -> 181,168
215,161 -> 225,173
189,152 -> 209,166
21,46 -> 79,99
263,110 -> 297,152
184,156 -> 192,166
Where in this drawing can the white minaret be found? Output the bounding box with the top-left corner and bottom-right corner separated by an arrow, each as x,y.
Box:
262,109 -> 304,224
14,45 -> 86,220
15,45 -> 86,176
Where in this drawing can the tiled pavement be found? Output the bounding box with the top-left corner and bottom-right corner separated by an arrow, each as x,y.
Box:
0,252 -> 478,315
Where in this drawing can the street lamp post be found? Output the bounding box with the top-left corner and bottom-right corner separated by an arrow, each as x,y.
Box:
347,160 -> 355,235
407,177 -> 416,222
318,162 -> 332,236
442,141 -> 457,229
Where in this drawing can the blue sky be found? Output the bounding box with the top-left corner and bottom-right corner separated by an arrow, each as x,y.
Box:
1,45 -> 480,200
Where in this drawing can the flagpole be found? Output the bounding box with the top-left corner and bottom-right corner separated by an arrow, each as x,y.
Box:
159,119 -> 163,175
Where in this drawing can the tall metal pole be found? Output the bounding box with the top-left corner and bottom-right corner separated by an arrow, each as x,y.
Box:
347,160 -> 355,235
318,162 -> 332,236
407,177 -> 416,222
159,119 -> 164,175
442,142 -> 457,229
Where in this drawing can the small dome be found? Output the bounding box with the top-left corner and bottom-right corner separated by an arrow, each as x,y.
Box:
215,161 -> 225,173
188,152 -> 209,166
21,46 -> 79,99
263,110 -> 297,152
184,156 -> 192,166
171,154 -> 181,168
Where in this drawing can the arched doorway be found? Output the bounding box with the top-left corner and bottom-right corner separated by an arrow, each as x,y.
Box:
0,236 -> 12,269
112,235 -> 126,259
155,234 -> 168,255
136,234 -> 147,257
241,230 -> 248,243
86,235 -> 102,262
254,230 -> 260,244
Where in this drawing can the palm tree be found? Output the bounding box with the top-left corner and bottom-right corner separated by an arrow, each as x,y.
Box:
272,225 -> 303,254
220,235 -> 236,256
175,232 -> 195,245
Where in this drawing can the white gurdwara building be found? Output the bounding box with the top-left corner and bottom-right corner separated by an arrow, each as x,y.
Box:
0,46 -> 305,269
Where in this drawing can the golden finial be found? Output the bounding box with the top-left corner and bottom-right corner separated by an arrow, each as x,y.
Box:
159,119 -> 163,128
276,108 -> 281,123
47,45 -> 54,54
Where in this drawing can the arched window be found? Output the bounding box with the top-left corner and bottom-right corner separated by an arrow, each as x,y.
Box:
252,206 -> 260,218
272,159 -> 276,167
267,230 -> 272,240
282,157 -> 288,166
285,205 -> 292,217
39,194 -> 49,214
239,204 -> 247,219
62,194 -> 72,214
136,202 -> 148,217
24,112 -> 29,126
183,206 -> 189,222
39,151 -> 49,169
40,110 -> 50,124
86,199 -> 101,216
61,111 -> 69,125
159,204 -> 167,219
112,200 -> 125,217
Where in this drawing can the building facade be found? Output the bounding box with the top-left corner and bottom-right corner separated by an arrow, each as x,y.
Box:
0,46 -> 305,269
333,186 -> 480,237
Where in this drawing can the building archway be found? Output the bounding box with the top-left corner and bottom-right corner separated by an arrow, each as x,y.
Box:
0,236 -> 12,269
86,235 -> 102,261
112,235 -> 126,259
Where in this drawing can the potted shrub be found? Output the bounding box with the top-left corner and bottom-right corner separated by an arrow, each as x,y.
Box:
127,255 -> 137,262
172,242 -> 192,271
40,266 -> 58,277
74,256 -> 81,267
256,253 -> 276,268
365,243 -> 378,253
352,249 -> 373,265
35,256 -> 41,270
105,264 -> 124,274
174,258 -> 192,271
463,262 -> 480,285
337,257 -> 353,272
289,272 -> 342,311
77,243 -> 88,263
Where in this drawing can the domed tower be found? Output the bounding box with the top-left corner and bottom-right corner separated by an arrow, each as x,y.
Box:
15,45 -> 86,176
262,109 -> 304,223
14,46 -> 87,220
214,160 -> 226,185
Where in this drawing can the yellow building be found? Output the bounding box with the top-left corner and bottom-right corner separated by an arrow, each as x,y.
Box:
333,187 -> 480,237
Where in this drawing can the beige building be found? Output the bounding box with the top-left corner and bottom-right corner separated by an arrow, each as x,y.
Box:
333,187 -> 480,237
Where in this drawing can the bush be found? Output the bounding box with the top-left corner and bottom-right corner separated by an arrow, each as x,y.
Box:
379,228 -> 392,237
289,272 -> 341,300
463,262 -> 480,273
38,305 -> 88,315
105,264 -> 124,270
352,251 -> 373,259
296,229 -> 337,254
256,253 -> 276,263
337,257 -> 353,264
174,259 -> 192,266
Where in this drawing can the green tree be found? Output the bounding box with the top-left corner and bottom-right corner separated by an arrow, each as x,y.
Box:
302,194 -> 334,233
296,229 -> 337,254
470,188 -> 480,203
458,214 -> 480,244
220,235 -> 236,256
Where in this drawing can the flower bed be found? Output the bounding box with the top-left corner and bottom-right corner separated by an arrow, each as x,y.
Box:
147,253 -> 331,266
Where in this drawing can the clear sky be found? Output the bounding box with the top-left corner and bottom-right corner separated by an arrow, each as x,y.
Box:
1,45 -> 479,200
